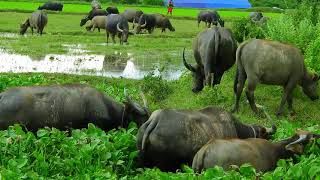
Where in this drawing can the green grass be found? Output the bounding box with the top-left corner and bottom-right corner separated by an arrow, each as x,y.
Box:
0,1 -> 281,18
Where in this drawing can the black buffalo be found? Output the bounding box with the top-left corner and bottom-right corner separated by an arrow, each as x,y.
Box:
135,13 -> 175,34
183,27 -> 237,92
106,14 -> 130,44
106,6 -> 119,14
137,106 -> 276,171
197,10 -> 224,28
0,84 -> 149,132
20,10 -> 48,35
122,9 -> 143,29
249,12 -> 263,22
38,2 -> 63,11
80,9 -> 108,26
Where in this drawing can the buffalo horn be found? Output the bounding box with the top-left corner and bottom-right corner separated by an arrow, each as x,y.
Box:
182,47 -> 196,72
287,134 -> 308,147
140,20 -> 147,28
117,23 -> 124,33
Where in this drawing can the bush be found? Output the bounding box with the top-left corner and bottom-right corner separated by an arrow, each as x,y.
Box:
305,35 -> 320,73
141,73 -> 172,102
232,17 -> 266,43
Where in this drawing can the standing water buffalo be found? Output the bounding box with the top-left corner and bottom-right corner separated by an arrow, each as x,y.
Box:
86,16 -> 107,32
249,12 -> 263,22
233,39 -> 319,116
20,10 -> 48,35
193,130 -> 320,172
0,84 -> 149,132
183,27 -> 237,92
197,10 -> 224,28
122,9 -> 144,29
106,6 -> 119,14
38,2 -> 63,11
135,13 -> 175,34
80,9 -> 108,27
137,106 -> 276,171
105,14 -> 130,44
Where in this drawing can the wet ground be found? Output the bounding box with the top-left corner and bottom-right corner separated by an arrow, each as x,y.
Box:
0,44 -> 185,80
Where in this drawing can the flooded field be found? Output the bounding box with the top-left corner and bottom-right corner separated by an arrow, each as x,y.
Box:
0,46 -> 185,80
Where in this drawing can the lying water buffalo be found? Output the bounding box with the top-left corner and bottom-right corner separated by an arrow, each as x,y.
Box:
233,39 -> 319,116
197,10 -> 224,28
106,6 -> 119,14
193,130 -> 319,172
80,9 -> 107,27
38,2 -> 63,11
0,84 -> 149,132
86,16 -> 107,32
183,27 -> 237,92
122,9 -> 143,29
20,10 -> 48,35
105,14 -> 130,44
249,12 -> 263,22
137,106 -> 276,171
135,13 -> 175,34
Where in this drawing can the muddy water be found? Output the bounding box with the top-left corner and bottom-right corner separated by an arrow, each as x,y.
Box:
0,48 -> 184,80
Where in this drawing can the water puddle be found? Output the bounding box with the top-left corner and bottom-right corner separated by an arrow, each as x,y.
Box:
0,48 -> 184,80
0,32 -> 18,38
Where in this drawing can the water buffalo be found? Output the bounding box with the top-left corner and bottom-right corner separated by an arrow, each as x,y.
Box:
105,14 -> 130,44
0,84 -> 149,132
193,130 -> 319,172
122,9 -> 143,29
233,39 -> 319,116
91,0 -> 102,10
183,27 -> 237,92
135,13 -> 175,34
197,10 -> 224,28
80,9 -> 107,27
249,12 -> 263,22
137,106 -> 276,171
106,6 -> 119,14
38,2 -> 63,11
86,16 -> 107,32
20,10 -> 48,35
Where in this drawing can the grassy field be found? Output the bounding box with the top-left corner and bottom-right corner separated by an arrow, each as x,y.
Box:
0,1 -> 281,18
0,1 -> 319,179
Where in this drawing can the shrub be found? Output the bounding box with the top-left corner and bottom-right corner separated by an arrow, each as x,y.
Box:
232,17 -> 266,43
141,73 -> 172,102
142,0 -> 163,6
305,35 -> 320,73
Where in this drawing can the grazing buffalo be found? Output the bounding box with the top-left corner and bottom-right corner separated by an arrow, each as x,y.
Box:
122,9 -> 144,29
38,2 -> 63,11
86,16 -> 107,32
80,9 -> 107,27
197,10 -> 224,28
20,10 -> 48,35
249,12 -> 263,22
106,14 -> 130,44
0,84 -> 149,132
193,130 -> 319,172
106,6 -> 119,14
135,13 -> 175,34
233,39 -> 319,116
137,106 -> 276,171
183,27 -> 237,92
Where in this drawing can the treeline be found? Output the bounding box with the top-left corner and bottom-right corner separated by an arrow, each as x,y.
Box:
43,0 -> 164,5
249,0 -> 320,9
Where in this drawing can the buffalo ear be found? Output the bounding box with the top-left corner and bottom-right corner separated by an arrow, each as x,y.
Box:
312,73 -> 319,81
285,143 -> 304,154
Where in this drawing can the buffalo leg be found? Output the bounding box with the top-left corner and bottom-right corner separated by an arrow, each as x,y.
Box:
111,34 -> 116,44
245,78 -> 259,114
98,28 -> 100,32
213,70 -> 223,85
31,27 -> 34,35
198,20 -> 200,28
276,82 -> 296,116
232,70 -> 247,113
287,92 -> 295,115
106,31 -> 109,44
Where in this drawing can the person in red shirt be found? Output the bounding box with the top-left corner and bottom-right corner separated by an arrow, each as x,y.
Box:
167,0 -> 174,15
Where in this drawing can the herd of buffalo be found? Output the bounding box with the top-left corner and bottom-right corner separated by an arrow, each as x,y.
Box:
10,1 -> 320,174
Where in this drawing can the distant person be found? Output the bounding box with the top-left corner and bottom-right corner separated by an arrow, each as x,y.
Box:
167,0 -> 174,16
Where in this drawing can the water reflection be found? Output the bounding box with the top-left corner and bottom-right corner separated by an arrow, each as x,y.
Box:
0,48 -> 183,80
